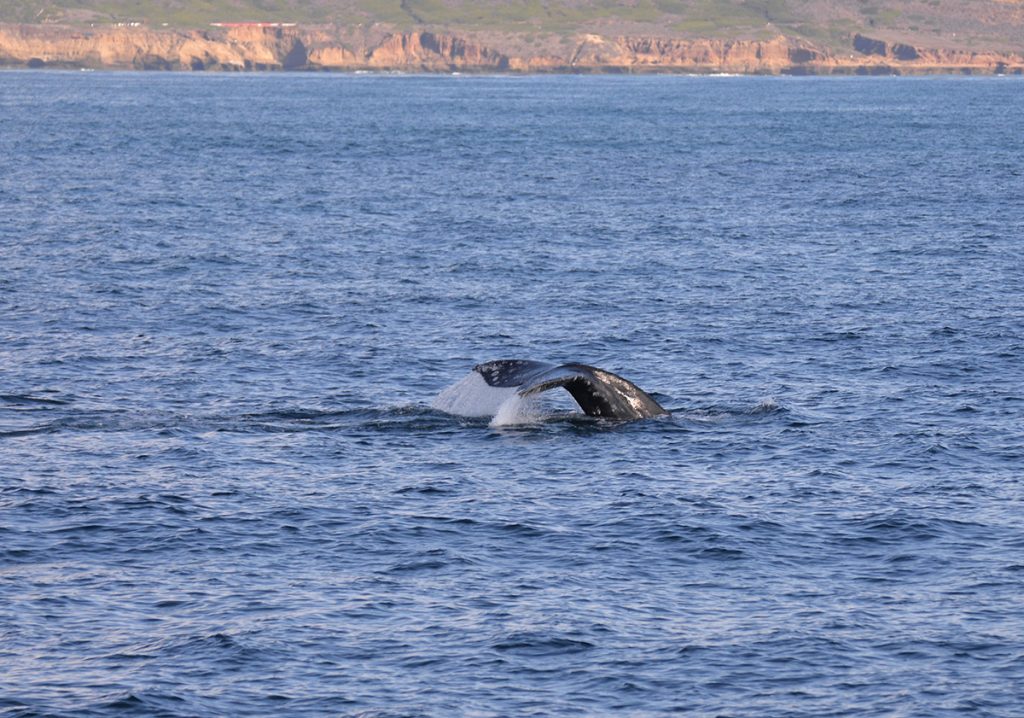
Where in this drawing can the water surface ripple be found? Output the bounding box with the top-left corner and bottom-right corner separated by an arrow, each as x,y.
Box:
1,72 -> 1023,716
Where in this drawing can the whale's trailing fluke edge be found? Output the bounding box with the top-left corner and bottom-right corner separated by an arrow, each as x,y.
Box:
472,359 -> 669,420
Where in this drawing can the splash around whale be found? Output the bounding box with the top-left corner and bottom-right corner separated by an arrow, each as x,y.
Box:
432,359 -> 669,426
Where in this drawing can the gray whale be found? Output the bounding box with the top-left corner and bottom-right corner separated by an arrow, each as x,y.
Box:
473,359 -> 669,420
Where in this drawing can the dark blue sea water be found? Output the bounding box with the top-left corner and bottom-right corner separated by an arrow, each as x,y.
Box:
2,71 -> 1023,716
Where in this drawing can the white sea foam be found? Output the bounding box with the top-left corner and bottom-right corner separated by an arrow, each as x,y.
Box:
750,397 -> 781,414
489,393 -> 547,427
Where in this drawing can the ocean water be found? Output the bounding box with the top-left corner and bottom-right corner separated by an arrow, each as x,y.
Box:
1,71 -> 1023,716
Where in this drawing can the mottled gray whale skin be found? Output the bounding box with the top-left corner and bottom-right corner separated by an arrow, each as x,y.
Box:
474,359 -> 669,420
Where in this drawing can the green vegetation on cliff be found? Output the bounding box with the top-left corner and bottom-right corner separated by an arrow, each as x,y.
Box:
4,0 -> 1023,53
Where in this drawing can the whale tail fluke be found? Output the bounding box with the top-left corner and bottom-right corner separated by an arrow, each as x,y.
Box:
473,359 -> 669,420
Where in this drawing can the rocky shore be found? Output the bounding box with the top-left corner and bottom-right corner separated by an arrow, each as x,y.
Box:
2,23 -> 1022,75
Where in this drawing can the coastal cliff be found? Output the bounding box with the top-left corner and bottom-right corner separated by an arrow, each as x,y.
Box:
2,24 -> 1023,75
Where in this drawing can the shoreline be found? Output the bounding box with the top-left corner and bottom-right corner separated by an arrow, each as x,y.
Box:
2,24 -> 1023,76
6,65 -> 1024,78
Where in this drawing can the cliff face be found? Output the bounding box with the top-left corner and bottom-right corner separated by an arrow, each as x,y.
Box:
2,24 -> 1023,75
0,24 -> 309,70
567,35 -> 826,73
359,31 -> 509,71
849,33 -> 1022,72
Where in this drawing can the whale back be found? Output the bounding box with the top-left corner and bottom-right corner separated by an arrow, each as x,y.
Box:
473,359 -> 668,420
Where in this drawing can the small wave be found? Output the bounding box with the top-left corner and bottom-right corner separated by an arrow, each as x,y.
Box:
696,546 -> 745,560
386,559 -> 449,573
0,425 -> 58,438
492,632 -> 596,656
0,697 -> 29,712
748,397 -> 785,414
84,688 -> 206,717
834,510 -> 988,546
240,408 -> 354,421
495,521 -> 547,537
810,329 -> 866,342
107,631 -> 265,665
0,393 -> 71,406
393,483 -> 454,496
99,693 -> 149,710
681,398 -> 789,423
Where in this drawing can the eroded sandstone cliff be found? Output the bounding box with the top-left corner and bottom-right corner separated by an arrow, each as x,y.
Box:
1,24 -> 1022,75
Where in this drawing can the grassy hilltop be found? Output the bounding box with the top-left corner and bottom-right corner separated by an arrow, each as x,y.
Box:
5,0 -> 1024,53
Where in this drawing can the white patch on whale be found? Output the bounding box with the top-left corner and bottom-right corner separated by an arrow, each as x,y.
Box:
430,371 -> 516,418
